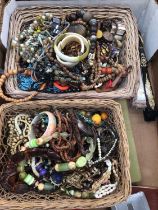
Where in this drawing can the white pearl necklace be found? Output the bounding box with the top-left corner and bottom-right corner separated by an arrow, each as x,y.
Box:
88,138 -> 117,166
94,181 -> 118,198
97,138 -> 102,160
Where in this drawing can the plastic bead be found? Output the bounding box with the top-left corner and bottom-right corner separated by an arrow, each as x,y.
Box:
76,156 -> 87,168
81,192 -> 89,198
26,139 -> 38,148
17,165 -> 25,173
39,169 -> 47,176
44,183 -> 54,191
24,174 -> 35,185
74,191 -> 82,198
101,112 -> 108,120
97,30 -> 103,39
51,171 -> 63,184
55,162 -> 76,172
89,19 -> 97,26
19,172 -> 27,180
92,114 -> 102,125
38,183 -> 44,191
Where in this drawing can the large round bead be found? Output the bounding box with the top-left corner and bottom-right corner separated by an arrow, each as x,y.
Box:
89,19 -> 97,26
83,12 -> 93,22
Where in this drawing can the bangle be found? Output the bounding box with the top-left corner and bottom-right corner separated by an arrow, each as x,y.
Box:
59,34 -> 85,53
56,55 -> 79,67
54,32 -> 90,67
28,111 -> 56,141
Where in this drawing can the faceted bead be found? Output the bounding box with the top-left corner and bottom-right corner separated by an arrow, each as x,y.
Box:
24,174 -> 35,185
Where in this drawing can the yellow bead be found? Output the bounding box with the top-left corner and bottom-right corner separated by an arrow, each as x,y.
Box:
38,183 -> 44,191
92,114 -> 101,125
0,78 -> 4,83
97,30 -> 103,39
8,70 -> 13,75
1,75 -> 6,80
13,69 -> 18,74
101,112 -> 108,120
37,138 -> 44,145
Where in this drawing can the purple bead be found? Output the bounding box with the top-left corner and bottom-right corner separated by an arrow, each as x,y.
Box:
36,163 -> 43,171
39,168 -> 47,176
51,171 -> 63,184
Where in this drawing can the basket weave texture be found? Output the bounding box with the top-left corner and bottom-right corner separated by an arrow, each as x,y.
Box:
4,6 -> 140,99
0,0 -> 8,32
0,99 -> 131,209
0,0 -> 8,67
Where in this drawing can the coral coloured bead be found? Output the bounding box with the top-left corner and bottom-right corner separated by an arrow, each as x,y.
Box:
101,112 -> 108,120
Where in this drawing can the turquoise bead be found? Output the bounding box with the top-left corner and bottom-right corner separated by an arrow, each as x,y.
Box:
44,183 -> 54,191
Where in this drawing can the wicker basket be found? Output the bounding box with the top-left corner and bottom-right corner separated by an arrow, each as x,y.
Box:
4,6 -> 140,99
0,0 -> 8,68
0,0 -> 8,31
0,99 -> 131,209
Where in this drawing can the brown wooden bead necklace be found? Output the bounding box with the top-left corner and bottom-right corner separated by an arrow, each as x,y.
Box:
0,69 -> 38,102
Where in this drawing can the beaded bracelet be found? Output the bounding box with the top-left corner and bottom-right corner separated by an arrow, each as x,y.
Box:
17,160 -> 57,192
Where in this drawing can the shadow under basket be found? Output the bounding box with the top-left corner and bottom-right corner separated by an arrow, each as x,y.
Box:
4,6 -> 140,99
0,99 -> 131,209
